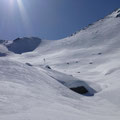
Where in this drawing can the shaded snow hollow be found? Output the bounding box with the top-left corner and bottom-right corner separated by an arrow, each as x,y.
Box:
6,37 -> 41,54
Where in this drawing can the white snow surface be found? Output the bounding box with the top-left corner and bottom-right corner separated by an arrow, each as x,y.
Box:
0,9 -> 120,120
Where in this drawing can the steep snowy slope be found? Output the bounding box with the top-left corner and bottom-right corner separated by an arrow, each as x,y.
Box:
12,9 -> 120,80
0,9 -> 120,120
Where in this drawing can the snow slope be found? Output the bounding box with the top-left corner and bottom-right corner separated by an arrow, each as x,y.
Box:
0,9 -> 120,120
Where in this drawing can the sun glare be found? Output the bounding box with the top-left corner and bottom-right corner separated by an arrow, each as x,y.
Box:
6,0 -> 31,34
16,0 -> 31,32
9,0 -> 29,23
10,0 -> 14,5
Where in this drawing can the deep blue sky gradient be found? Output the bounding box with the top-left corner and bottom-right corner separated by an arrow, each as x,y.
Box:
0,0 -> 120,40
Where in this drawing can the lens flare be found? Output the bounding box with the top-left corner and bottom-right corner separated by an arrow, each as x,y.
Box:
9,0 -> 14,6
16,0 -> 31,33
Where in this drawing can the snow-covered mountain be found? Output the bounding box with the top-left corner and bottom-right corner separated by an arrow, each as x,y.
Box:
0,9 -> 120,120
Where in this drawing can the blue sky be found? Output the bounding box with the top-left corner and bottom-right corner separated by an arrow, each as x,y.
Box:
0,0 -> 120,40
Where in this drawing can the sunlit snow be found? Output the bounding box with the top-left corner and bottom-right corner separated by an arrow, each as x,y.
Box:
0,9 -> 120,120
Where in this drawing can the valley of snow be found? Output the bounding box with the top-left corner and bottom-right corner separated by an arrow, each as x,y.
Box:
0,9 -> 120,120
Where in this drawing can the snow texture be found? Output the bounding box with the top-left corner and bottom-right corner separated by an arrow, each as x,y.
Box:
0,9 -> 120,120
